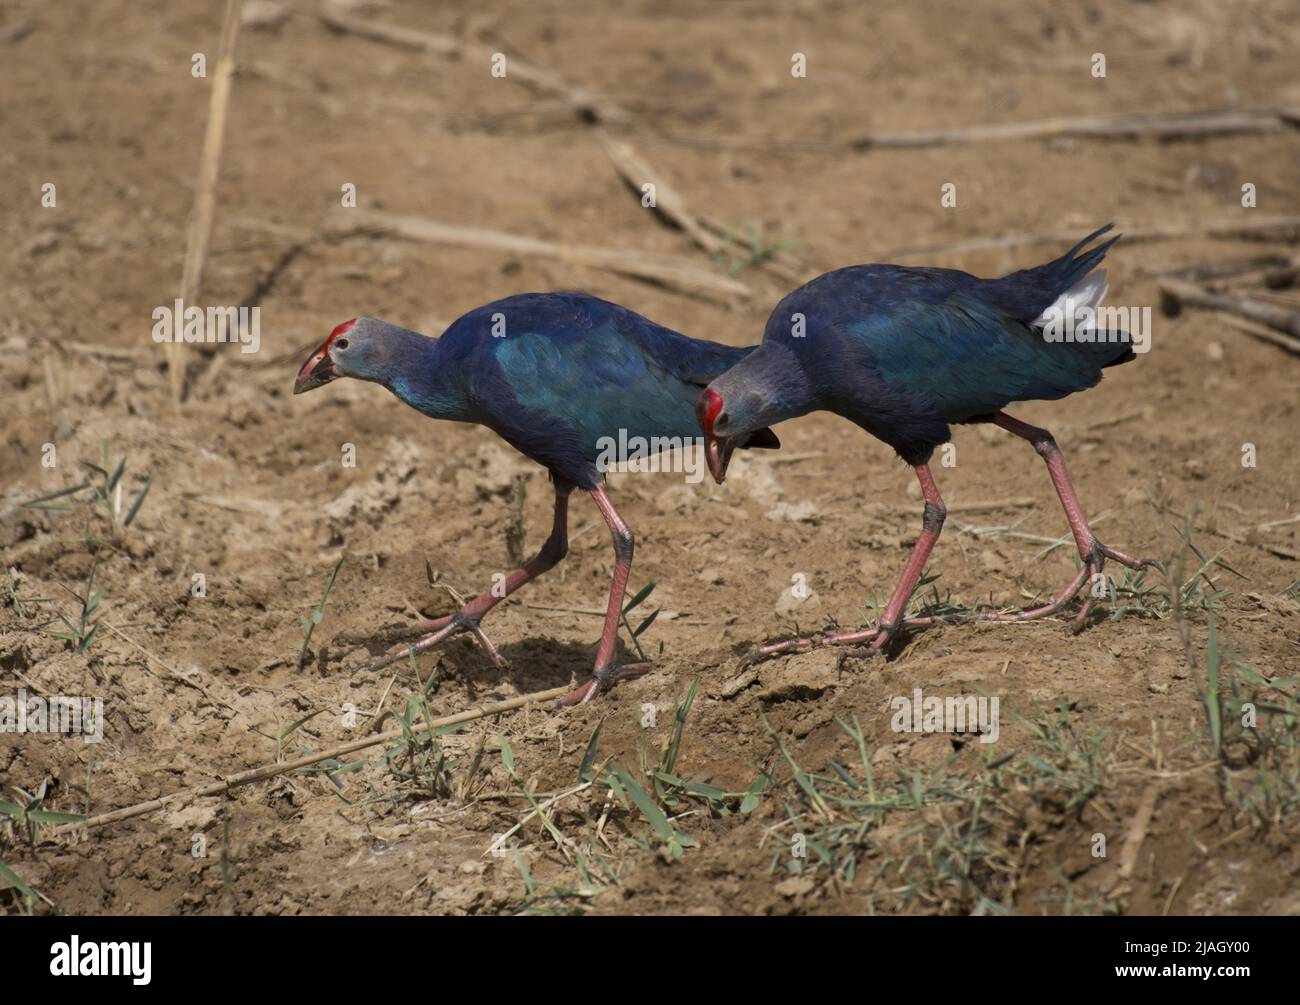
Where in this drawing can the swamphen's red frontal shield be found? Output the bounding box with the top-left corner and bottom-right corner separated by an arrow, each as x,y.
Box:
695,387 -> 735,485
696,225 -> 1160,662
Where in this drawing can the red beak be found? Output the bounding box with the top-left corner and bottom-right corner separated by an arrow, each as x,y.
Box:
695,388 -> 735,484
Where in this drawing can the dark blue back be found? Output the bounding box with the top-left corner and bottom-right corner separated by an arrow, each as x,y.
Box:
761,235 -> 1132,463
441,293 -> 753,486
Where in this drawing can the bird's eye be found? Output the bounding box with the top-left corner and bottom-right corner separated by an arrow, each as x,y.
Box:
716,411 -> 729,428
335,337 -> 350,351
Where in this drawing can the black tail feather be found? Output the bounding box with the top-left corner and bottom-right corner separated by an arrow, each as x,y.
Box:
1046,223 -> 1120,289
1004,223 -> 1120,290
1101,332 -> 1136,368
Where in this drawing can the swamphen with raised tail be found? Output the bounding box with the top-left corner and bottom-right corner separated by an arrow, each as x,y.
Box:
294,293 -> 778,704
695,225 -> 1158,662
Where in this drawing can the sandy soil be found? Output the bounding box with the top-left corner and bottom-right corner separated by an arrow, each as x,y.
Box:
2,0 -> 1299,916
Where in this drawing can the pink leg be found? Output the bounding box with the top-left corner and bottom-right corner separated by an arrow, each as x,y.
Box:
860,414 -> 1157,637
751,464 -> 945,660
558,485 -> 652,706
870,414 -> 1153,637
366,482 -> 573,673
870,464 -> 945,644
990,411 -> 1161,631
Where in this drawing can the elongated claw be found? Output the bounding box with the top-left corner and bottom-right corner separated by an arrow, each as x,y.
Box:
363,613 -> 507,674
742,625 -> 885,667
557,662 -> 653,707
834,644 -> 885,671
352,483 -> 575,678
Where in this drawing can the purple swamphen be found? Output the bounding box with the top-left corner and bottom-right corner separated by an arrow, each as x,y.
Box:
294,293 -> 777,704
695,225 -> 1159,661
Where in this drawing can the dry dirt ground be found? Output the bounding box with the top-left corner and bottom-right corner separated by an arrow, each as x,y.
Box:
2,0 -> 1299,916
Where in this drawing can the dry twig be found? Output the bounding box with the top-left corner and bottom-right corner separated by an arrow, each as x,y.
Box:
849,108 -> 1298,152
334,209 -> 751,301
54,684 -> 573,836
171,0 -> 244,404
1159,277 -> 1300,341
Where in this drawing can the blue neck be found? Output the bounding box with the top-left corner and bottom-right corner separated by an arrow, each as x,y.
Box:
376,327 -> 471,422
719,342 -> 819,430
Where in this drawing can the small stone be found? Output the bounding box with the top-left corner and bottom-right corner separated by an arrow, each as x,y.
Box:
774,876 -> 815,898
775,585 -> 822,616
765,501 -> 818,522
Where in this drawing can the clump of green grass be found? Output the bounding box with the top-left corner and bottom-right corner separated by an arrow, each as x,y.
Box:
4,568 -> 53,622
331,662 -> 483,814
619,580 -> 661,661
0,858 -> 41,914
501,813 -> 625,914
764,705 -> 1109,914
47,562 -> 102,653
1040,865 -> 1121,916
1146,512 -> 1300,826
297,555 -> 344,668
1106,524 -> 1243,624
381,695 -> 459,801
1011,699 -> 1108,816
900,519 -> 1244,631
1198,613 -> 1300,828
285,750 -> 367,804
898,572 -> 989,622
590,679 -> 768,860
21,441 -> 152,549
511,857 -> 599,914
637,678 -> 770,817
500,680 -> 767,913
0,785 -> 85,916
713,222 -> 799,275
499,682 -> 711,870
499,735 -> 586,857
493,728 -> 622,915
250,709 -> 325,763
0,782 -> 85,845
